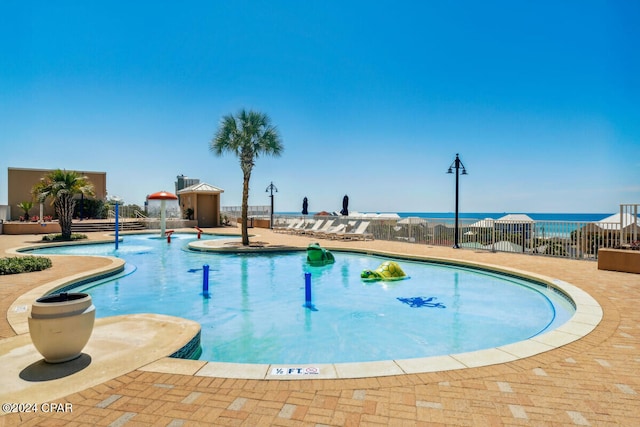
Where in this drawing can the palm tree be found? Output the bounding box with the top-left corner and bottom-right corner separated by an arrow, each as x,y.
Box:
17,201 -> 34,221
211,109 -> 284,246
32,169 -> 95,240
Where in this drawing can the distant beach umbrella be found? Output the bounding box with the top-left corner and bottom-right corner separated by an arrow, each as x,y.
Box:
302,197 -> 309,215
340,195 -> 349,216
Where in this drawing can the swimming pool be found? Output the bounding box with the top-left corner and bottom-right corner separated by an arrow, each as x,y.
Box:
29,234 -> 575,364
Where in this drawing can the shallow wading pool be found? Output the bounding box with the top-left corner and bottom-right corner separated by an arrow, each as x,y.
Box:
28,234 -> 575,364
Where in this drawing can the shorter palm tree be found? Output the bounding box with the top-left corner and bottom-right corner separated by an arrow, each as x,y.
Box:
32,170 -> 95,240
17,201 -> 34,221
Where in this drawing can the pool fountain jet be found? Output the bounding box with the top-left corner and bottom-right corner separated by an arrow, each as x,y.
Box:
148,190 -> 179,238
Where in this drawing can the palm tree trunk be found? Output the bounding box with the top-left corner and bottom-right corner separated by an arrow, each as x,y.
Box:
56,196 -> 75,240
241,173 -> 250,246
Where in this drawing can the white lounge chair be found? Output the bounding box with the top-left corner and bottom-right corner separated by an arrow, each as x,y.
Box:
284,220 -> 308,234
315,223 -> 347,239
307,220 -> 336,237
290,219 -> 315,235
274,219 -> 302,233
332,221 -> 374,240
296,219 -> 325,235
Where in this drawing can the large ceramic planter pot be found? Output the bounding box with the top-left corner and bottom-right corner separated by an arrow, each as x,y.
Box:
28,292 -> 96,363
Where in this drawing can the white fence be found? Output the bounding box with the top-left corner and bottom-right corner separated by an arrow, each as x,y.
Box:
220,205 -> 271,225
274,204 -> 640,260
620,203 -> 639,247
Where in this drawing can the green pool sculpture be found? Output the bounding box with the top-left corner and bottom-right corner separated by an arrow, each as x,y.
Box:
306,243 -> 335,266
361,261 -> 408,281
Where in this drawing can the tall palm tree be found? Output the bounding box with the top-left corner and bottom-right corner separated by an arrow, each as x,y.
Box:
32,169 -> 95,240
211,109 -> 284,246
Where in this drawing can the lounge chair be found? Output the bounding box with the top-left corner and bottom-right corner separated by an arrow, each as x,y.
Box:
284,220 -> 308,234
296,219 -> 325,235
274,219 -> 302,233
332,221 -> 374,240
307,220 -> 336,237
315,223 -> 347,239
290,220 -> 315,235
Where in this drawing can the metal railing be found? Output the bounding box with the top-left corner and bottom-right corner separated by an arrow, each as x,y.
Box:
107,206 -> 147,222
221,205 -> 271,225
134,210 -> 148,219
273,204 -> 639,261
620,203 -> 639,246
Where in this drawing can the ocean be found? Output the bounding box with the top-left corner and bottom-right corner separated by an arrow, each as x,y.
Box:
278,212 -> 612,222
396,212 -> 612,222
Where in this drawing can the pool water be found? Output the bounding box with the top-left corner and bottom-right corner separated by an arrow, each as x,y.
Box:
30,234 -> 575,364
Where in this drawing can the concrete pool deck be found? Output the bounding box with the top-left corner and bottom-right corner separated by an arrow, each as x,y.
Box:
1,228 -> 639,425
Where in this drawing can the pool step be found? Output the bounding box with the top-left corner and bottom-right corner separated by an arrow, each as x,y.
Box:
71,220 -> 147,233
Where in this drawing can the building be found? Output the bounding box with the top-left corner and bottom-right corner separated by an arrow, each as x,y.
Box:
175,175 -> 200,195
494,213 -> 534,239
7,167 -> 107,220
177,182 -> 224,227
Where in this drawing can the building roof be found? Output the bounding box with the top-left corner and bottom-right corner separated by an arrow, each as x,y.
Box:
496,214 -> 534,222
176,182 -> 224,194
398,216 -> 428,225
470,218 -> 495,228
594,212 -> 639,230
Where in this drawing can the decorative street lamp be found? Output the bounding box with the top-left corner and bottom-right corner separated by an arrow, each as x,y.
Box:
265,181 -> 278,229
108,195 -> 123,250
447,153 -> 468,249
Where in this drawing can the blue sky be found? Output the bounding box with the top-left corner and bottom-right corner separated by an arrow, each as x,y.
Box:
1,1 -> 638,214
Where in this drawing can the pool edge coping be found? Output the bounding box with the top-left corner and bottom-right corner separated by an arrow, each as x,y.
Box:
177,245 -> 602,380
8,238 -> 603,380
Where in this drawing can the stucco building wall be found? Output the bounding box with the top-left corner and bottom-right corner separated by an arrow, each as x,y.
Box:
7,167 -> 107,220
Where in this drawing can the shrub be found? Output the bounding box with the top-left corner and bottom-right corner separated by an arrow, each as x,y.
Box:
41,233 -> 88,242
0,256 -> 52,275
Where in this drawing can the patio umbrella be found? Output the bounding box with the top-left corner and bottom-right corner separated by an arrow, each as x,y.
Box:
302,197 -> 309,215
340,195 -> 349,216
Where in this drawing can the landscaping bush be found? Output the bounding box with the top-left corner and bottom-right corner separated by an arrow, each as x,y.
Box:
0,256 -> 52,275
41,233 -> 88,242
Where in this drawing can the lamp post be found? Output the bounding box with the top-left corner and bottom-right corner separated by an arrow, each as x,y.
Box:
80,171 -> 85,221
265,181 -> 278,229
447,153 -> 468,249
108,196 -> 123,250
114,200 -> 119,250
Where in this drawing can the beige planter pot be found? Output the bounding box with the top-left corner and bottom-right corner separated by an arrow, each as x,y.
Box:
28,292 -> 96,363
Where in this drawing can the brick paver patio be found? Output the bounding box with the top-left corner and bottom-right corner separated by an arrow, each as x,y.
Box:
1,228 -> 638,426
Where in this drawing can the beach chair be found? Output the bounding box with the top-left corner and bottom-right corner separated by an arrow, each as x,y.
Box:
296,219 -> 325,235
315,223 -> 347,239
291,219 -> 315,235
307,220 -> 336,237
332,221 -> 374,241
274,219 -> 302,233
284,220 -> 308,234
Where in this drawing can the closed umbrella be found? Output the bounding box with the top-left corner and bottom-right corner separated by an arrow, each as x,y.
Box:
302,197 -> 309,215
340,195 -> 349,216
